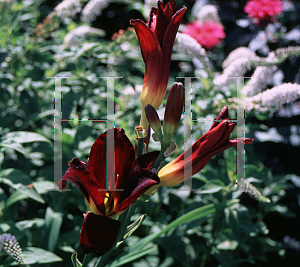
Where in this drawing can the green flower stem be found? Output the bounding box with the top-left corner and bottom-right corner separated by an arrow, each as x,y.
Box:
152,142 -> 168,171
137,137 -> 145,157
94,200 -> 141,267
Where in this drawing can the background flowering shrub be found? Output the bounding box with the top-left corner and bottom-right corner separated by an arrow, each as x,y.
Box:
0,0 -> 300,266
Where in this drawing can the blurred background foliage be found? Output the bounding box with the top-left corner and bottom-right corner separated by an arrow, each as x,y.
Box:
0,0 -> 300,266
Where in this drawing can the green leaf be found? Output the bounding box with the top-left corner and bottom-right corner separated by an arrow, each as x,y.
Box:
116,200 -> 239,264
15,218 -> 45,231
0,168 -> 31,187
217,240 -> 239,250
0,152 -> 4,167
71,252 -> 82,267
288,174 -> 300,188
60,246 -> 76,253
32,180 -> 59,194
6,184 -> 45,207
108,245 -> 157,267
199,179 -> 225,194
11,247 -> 62,265
0,142 -> 30,158
225,147 -> 236,183
2,131 -> 51,144
41,207 -> 63,252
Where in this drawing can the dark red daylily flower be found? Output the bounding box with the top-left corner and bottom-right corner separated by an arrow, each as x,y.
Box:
157,106 -> 253,187
58,128 -> 159,256
130,0 -> 186,129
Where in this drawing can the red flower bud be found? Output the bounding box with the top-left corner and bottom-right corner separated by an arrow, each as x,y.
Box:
145,104 -> 162,135
163,82 -> 184,139
158,106 -> 253,187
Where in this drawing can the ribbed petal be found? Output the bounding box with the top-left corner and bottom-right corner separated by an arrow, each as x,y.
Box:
89,128 -> 135,192
210,122 -> 236,152
148,7 -> 157,31
209,106 -> 229,130
155,2 -> 168,45
58,157 -> 90,202
134,151 -> 160,172
130,19 -> 163,66
161,6 -> 186,69
190,137 -> 254,177
116,169 -> 159,213
80,212 -> 121,256
164,0 -> 177,24
59,159 -> 106,214
158,120 -> 245,187
130,19 -> 164,108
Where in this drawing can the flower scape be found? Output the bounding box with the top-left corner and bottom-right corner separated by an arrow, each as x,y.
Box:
57,0 -> 252,262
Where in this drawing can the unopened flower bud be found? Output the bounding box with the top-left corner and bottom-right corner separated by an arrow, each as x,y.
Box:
145,104 -> 162,135
163,82 -> 184,138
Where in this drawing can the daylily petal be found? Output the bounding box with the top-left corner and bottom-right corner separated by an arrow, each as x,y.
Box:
116,169 -> 160,213
59,158 -> 106,214
161,6 -> 186,68
89,128 -> 135,192
164,0 -> 177,24
134,151 -> 160,172
59,158 -> 90,202
155,2 -> 168,45
148,7 -> 157,32
129,19 -> 163,66
80,211 -> 121,256
209,105 -> 229,130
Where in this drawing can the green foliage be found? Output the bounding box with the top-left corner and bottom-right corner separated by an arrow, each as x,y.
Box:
0,0 -> 299,266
